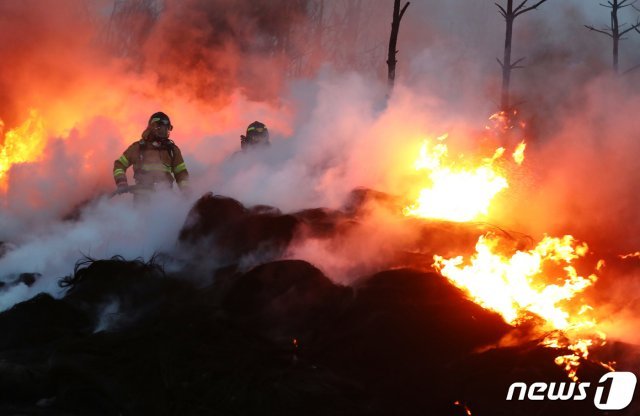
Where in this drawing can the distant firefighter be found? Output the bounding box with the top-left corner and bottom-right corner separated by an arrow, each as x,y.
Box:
240,121 -> 270,150
113,112 -> 189,199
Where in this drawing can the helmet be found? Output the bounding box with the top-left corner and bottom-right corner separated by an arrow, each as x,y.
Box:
148,111 -> 173,131
241,121 -> 269,149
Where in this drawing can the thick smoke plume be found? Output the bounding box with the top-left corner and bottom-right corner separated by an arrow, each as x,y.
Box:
0,0 -> 639,347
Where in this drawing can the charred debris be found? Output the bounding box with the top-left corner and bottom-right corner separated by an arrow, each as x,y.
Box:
0,189 -> 637,416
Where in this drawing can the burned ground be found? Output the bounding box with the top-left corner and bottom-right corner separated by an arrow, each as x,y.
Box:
0,191 -> 638,416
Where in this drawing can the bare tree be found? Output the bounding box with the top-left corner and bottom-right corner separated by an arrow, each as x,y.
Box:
290,0 -> 385,77
387,0 -> 410,90
585,0 -> 640,74
496,0 -> 549,111
103,0 -> 162,59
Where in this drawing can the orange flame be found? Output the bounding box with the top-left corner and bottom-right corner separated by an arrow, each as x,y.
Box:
486,109 -> 527,133
0,109 -> 47,192
434,233 -> 608,380
453,400 -> 472,415
403,135 -> 512,222
512,140 -> 526,165
544,333 -> 613,381
434,234 -> 597,329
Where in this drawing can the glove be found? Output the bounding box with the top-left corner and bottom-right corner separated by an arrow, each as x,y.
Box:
177,180 -> 192,198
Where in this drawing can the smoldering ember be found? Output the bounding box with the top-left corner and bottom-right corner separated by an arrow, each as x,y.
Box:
0,1 -> 639,415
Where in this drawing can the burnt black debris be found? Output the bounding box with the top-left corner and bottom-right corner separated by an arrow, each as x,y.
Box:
0,190 -> 637,416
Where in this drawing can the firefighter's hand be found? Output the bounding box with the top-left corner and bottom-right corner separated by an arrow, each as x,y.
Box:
178,181 -> 192,198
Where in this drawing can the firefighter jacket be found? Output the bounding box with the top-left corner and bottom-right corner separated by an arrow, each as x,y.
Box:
113,138 -> 189,190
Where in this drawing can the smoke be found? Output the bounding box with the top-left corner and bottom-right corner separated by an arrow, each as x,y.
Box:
138,0 -> 310,104
492,76 -> 640,253
0,0 -> 639,357
0,190 -> 193,309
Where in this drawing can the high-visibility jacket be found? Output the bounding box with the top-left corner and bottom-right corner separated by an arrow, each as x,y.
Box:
113,138 -> 189,190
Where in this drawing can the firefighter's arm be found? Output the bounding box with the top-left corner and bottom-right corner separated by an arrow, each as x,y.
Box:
113,144 -> 135,190
171,146 -> 190,191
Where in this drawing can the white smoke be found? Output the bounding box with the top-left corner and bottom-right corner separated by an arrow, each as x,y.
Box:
0,1 -> 639,354
0,191 -> 193,310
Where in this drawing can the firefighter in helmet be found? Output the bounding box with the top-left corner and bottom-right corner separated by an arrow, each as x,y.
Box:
240,121 -> 270,150
113,112 -> 189,199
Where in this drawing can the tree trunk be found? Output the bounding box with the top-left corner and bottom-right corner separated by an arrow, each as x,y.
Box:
611,1 -> 619,73
584,0 -> 640,74
500,0 -> 514,111
387,0 -> 409,90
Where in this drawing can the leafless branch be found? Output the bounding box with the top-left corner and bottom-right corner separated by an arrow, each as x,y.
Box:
496,57 -> 504,68
495,2 -> 507,18
513,0 -> 528,14
511,57 -> 526,69
399,1 -> 410,21
620,21 -> 640,35
584,24 -> 614,37
514,0 -> 549,17
622,62 -> 640,74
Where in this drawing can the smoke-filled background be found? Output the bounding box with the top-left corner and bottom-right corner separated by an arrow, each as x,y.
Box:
1,0 -> 640,341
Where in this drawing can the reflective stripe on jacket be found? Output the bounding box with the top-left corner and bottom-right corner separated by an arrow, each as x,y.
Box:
113,139 -> 189,189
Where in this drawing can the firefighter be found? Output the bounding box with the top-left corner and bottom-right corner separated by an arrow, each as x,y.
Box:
113,112 -> 189,199
240,121 -> 270,150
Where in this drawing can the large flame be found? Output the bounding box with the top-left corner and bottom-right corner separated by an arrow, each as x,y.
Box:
403,135 -> 516,222
403,122 -> 612,380
434,233 -> 609,380
434,234 -> 596,329
404,127 -> 614,381
0,109 -> 47,192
